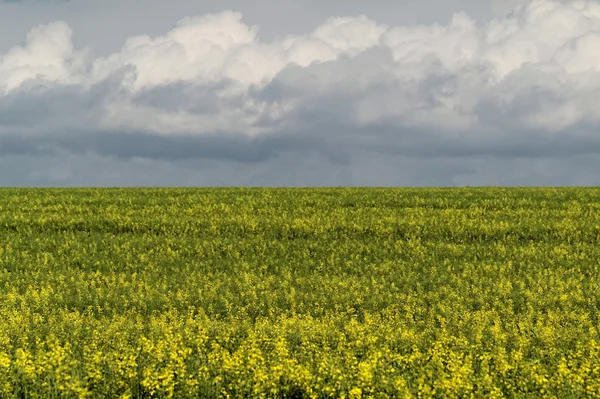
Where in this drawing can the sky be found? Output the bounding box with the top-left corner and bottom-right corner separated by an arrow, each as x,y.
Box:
1,0 -> 600,186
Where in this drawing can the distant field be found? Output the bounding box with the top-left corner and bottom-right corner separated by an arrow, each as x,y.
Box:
0,187 -> 599,398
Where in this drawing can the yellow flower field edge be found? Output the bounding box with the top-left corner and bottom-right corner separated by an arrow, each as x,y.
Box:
0,187 -> 598,398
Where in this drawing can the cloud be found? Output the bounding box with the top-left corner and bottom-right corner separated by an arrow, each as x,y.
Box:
3,0 -> 600,185
0,21 -> 87,92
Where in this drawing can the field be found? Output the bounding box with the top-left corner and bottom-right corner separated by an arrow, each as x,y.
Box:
0,187 -> 599,398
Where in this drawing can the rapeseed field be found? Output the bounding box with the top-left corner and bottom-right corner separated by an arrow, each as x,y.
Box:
0,187 -> 599,398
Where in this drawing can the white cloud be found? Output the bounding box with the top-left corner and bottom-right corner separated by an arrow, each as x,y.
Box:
309,15 -> 387,54
382,11 -> 480,78
90,11 -> 261,89
4,0 -> 600,185
0,21 -> 88,92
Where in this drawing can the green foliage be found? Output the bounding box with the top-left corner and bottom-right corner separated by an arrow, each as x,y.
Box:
0,187 -> 599,398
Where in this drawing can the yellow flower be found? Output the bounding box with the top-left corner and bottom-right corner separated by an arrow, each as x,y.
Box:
349,387 -> 362,398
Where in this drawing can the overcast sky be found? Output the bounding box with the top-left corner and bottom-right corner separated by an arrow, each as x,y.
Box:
2,0 -> 600,186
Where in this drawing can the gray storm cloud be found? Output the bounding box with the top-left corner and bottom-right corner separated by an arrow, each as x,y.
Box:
2,0 -> 600,186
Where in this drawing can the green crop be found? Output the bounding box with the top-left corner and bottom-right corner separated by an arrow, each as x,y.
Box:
0,187 -> 599,398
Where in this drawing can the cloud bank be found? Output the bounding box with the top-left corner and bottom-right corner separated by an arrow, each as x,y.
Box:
2,0 -> 600,186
